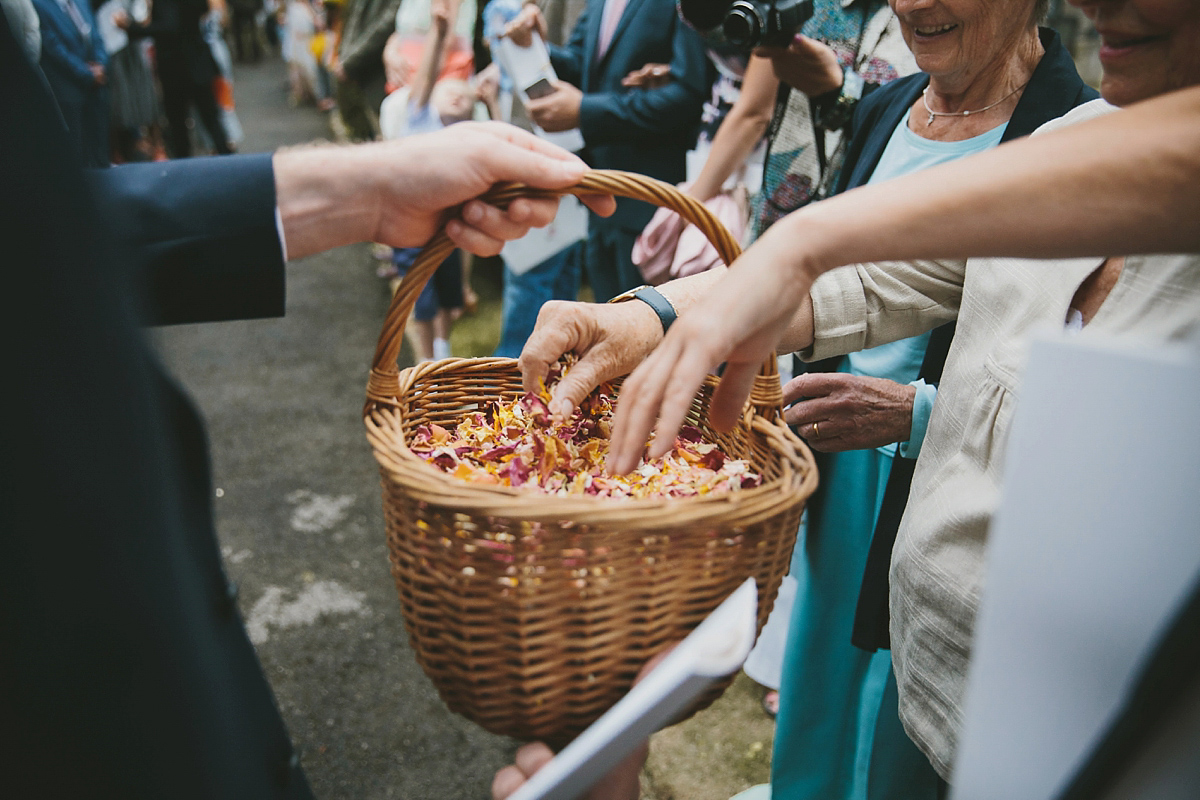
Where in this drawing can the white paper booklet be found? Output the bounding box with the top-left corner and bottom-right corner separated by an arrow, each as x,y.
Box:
500,194 -> 587,276
492,32 -> 585,153
506,578 -> 760,800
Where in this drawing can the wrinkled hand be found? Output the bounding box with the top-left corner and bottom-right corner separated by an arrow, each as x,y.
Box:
503,4 -> 547,47
783,373 -> 915,452
491,648 -> 675,800
526,81 -> 583,131
606,227 -> 816,475
755,35 -> 843,97
274,122 -> 615,260
519,299 -> 663,417
621,63 -> 672,89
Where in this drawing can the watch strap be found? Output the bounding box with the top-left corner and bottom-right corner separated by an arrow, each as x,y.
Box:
609,285 -> 678,334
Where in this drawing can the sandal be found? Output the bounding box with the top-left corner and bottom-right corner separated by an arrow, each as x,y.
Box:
762,690 -> 779,719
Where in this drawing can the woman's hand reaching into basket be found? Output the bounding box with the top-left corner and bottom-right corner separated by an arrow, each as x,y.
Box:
273,122 -> 616,261
605,224 -> 820,475
518,299 -> 665,418
518,267 -> 737,420
517,235 -> 820,474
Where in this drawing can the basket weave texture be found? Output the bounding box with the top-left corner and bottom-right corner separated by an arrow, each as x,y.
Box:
364,171 -> 817,744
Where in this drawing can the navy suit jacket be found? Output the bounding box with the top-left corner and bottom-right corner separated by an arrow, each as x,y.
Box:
1,15 -> 312,798
549,0 -> 709,229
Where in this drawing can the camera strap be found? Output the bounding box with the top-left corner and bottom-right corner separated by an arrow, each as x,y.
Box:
812,1 -> 873,187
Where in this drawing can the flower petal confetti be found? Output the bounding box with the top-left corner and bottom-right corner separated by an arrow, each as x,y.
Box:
409,362 -> 762,499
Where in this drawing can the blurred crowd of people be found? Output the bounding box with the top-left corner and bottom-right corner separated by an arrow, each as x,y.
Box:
8,0 -> 251,164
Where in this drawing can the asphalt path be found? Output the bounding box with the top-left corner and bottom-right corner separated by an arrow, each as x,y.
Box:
154,54 -> 516,799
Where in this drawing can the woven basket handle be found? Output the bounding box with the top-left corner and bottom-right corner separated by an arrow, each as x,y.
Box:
367,170 -> 783,415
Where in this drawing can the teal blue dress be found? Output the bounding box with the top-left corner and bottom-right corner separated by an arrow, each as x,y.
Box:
768,114 -> 1006,800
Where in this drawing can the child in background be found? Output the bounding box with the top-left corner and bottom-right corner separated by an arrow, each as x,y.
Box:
283,0 -> 318,105
380,0 -> 475,362
310,0 -> 337,111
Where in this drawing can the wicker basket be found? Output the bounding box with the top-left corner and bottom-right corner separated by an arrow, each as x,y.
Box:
364,171 -> 817,744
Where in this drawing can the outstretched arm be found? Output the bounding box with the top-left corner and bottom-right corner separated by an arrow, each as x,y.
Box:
604,88 -> 1200,473
687,55 -> 778,203
92,124 -> 614,325
410,0 -> 456,109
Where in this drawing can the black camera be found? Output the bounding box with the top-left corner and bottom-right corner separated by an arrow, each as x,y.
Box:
678,0 -> 814,50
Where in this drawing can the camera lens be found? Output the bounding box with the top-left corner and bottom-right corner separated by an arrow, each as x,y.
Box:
722,1 -> 764,48
722,9 -> 758,47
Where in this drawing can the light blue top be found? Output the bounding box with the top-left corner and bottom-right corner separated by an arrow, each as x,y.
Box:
404,99 -> 444,137
869,110 -> 1007,186
848,110 -> 1005,457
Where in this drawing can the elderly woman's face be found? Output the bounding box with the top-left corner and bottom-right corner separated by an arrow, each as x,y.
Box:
1070,0 -> 1200,105
888,0 -> 1038,83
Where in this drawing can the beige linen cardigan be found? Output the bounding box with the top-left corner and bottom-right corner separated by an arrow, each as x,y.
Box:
803,99 -> 1200,779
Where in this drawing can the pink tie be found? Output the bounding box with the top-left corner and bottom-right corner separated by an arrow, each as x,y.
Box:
596,0 -> 628,61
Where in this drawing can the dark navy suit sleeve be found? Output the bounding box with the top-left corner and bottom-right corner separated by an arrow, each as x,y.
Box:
89,154 -> 287,326
576,10 -> 708,146
2,18 -> 312,795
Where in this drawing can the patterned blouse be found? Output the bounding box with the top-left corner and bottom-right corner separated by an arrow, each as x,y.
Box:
750,0 -> 918,238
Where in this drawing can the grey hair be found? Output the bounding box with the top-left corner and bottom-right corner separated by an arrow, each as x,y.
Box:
1034,0 -> 1051,25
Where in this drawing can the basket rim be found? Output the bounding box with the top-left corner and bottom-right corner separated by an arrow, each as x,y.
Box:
365,371 -> 817,519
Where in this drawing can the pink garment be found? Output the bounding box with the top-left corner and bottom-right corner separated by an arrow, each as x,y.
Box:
596,0 -> 627,60
632,190 -> 747,284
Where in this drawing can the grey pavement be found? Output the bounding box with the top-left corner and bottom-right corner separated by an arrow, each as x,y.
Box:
155,55 -> 516,799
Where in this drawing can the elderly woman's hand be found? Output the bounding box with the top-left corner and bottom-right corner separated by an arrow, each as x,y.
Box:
755,34 -> 843,98
519,299 -> 665,418
783,373 -> 916,452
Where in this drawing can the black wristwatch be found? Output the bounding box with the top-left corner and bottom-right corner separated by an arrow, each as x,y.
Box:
608,284 -> 678,334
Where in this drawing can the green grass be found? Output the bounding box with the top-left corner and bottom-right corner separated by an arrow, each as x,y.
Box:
449,256 -> 506,358
446,255 -> 594,360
